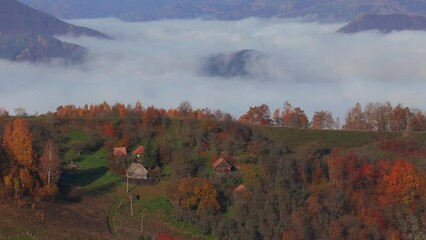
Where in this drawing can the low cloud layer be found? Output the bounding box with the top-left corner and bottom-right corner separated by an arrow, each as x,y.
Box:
2,18 -> 426,119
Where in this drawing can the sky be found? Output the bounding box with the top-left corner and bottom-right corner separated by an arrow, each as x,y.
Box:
1,17 -> 426,120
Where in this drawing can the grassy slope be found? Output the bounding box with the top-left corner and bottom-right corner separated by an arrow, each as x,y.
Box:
252,125 -> 402,149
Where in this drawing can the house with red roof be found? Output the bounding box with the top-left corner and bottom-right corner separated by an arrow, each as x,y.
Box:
132,146 -> 145,158
212,157 -> 234,174
113,147 -> 127,157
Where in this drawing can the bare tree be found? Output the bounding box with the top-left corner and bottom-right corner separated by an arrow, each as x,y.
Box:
14,107 -> 27,117
39,141 -> 61,186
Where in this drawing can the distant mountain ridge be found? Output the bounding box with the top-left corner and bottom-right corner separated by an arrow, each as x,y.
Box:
0,0 -> 107,62
338,14 -> 426,33
16,0 -> 426,22
1,0 -> 107,37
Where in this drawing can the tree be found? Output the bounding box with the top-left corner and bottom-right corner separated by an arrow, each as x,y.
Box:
177,101 -> 193,118
273,108 -> 282,127
239,104 -> 271,125
103,122 -> 116,139
391,104 -> 411,132
343,102 -> 367,130
39,141 -> 61,186
378,159 -> 420,207
14,108 -> 27,117
144,140 -> 160,169
0,107 -> 9,122
2,122 -> 13,161
282,101 -> 309,128
311,110 -> 335,129
5,119 -> 34,169
175,177 -> 220,215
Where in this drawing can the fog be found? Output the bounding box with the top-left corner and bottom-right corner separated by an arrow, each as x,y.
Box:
2,17 -> 426,119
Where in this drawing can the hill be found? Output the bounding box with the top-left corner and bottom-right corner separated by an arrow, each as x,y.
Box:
1,99 -> 426,239
338,13 -> 426,33
16,0 -> 426,22
0,0 -> 107,62
203,49 -> 265,78
0,34 -> 86,62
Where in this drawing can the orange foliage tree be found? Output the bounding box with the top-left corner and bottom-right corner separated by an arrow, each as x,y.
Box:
239,104 -> 271,125
282,101 -> 309,128
3,119 -> 34,169
378,159 -> 420,208
311,110 -> 335,129
175,177 -> 220,215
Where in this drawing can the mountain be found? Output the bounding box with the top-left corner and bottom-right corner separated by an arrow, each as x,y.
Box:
1,0 -> 107,37
16,0 -> 426,22
0,34 -> 86,62
0,0 -> 107,62
338,14 -> 426,33
203,49 -> 264,78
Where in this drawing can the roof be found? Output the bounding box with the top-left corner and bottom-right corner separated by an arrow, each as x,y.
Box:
132,146 -> 145,156
114,147 -> 127,157
233,184 -> 246,193
126,163 -> 148,174
212,157 -> 232,168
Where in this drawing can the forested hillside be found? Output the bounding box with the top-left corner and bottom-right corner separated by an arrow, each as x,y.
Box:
0,101 -> 425,239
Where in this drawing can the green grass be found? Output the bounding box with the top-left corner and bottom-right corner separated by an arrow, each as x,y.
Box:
67,128 -> 88,142
62,147 -> 122,191
141,197 -> 209,238
85,171 -> 122,191
253,126 -> 402,150
77,148 -> 108,170
11,236 -> 33,240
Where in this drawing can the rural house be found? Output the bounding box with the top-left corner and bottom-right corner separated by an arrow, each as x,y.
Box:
132,146 -> 145,158
126,162 -> 148,180
113,147 -> 127,157
212,157 -> 234,174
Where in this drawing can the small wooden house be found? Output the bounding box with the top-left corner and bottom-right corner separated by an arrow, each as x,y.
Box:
126,162 -> 148,179
113,147 -> 127,157
212,158 -> 233,174
132,146 -> 145,158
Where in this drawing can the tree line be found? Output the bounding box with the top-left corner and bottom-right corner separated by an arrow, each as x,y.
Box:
240,101 -> 426,132
1,100 -> 425,132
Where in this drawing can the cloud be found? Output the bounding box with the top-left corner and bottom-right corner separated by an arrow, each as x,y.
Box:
1,17 -> 426,120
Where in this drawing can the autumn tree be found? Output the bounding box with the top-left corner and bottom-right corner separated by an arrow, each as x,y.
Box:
39,141 -> 61,186
239,104 -> 271,125
391,104 -> 411,132
364,102 -> 393,131
282,101 -> 309,128
103,121 -> 116,139
175,177 -> 220,215
409,109 -> 426,131
4,119 -> 34,169
378,159 -> 420,208
2,122 -> 13,161
311,110 -> 335,129
0,107 -> 9,122
177,101 -> 193,118
343,102 -> 367,130
273,108 -> 283,126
